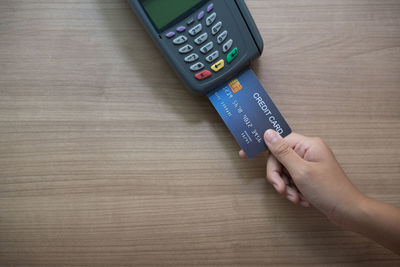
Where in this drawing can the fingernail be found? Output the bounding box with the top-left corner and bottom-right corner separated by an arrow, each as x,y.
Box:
264,130 -> 279,145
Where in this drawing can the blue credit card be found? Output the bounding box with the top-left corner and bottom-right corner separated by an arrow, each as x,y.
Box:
208,69 -> 292,158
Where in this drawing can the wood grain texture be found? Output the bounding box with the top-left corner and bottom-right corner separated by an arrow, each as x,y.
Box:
0,0 -> 399,265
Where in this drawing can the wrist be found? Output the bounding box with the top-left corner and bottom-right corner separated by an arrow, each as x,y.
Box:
335,191 -> 370,231
327,188 -> 368,230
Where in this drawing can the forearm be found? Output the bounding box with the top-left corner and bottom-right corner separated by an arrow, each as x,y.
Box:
346,196 -> 400,254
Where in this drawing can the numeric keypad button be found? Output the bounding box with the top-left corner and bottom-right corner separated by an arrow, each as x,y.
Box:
190,62 -> 205,71
179,44 -> 193,54
217,31 -> 228,44
222,39 -> 233,53
212,21 -> 222,35
206,51 -> 219,63
184,53 -> 199,63
200,41 -> 214,54
173,35 -> 188,45
189,23 -> 203,36
194,33 -> 208,45
206,13 -> 217,26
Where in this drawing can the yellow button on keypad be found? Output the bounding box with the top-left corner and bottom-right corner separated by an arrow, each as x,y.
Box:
211,59 -> 225,72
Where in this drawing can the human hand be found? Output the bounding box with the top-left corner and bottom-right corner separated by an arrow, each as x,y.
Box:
239,130 -> 365,225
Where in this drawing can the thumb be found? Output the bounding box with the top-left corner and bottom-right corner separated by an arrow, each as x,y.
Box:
264,130 -> 305,175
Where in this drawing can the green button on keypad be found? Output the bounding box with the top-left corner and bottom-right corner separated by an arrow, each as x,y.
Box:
227,48 -> 238,63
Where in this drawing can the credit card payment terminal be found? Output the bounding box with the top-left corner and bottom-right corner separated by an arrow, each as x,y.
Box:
128,0 -> 264,95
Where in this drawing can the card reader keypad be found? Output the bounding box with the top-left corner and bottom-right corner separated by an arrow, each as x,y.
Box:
206,51 -> 219,63
184,53 -> 199,63
222,39 -> 233,53
173,35 -> 187,45
217,30 -> 228,44
194,33 -> 208,45
200,41 -> 213,54
179,44 -> 193,54
168,2 -> 239,80
189,24 -> 202,36
206,12 -> 217,26
190,62 -> 205,71
211,22 -> 222,35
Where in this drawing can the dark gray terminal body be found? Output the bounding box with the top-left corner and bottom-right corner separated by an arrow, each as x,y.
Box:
128,0 -> 264,95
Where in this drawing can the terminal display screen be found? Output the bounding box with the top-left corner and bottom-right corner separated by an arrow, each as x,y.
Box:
141,0 -> 205,31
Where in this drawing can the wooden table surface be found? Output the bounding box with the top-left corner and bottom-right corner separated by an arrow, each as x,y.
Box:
1,0 -> 399,265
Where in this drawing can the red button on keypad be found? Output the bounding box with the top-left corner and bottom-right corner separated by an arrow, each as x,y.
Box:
195,70 -> 212,80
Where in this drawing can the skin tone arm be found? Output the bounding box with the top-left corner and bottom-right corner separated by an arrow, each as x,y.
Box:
239,130 -> 400,254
